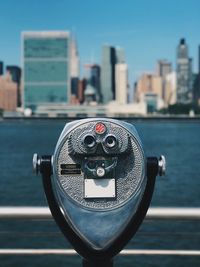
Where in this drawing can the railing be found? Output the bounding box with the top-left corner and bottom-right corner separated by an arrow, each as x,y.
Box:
1,207 -> 200,220
0,207 -> 200,256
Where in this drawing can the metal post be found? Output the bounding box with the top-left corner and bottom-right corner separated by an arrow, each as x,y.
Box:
82,258 -> 113,267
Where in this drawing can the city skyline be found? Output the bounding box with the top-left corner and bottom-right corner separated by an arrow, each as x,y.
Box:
0,0 -> 200,85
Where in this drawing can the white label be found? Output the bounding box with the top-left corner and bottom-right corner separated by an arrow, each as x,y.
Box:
84,179 -> 116,198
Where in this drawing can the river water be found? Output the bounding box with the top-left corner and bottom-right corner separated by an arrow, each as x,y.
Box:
0,119 -> 200,267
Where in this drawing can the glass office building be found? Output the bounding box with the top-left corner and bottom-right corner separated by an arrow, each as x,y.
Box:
101,45 -> 116,104
101,46 -> 125,104
22,31 -> 70,111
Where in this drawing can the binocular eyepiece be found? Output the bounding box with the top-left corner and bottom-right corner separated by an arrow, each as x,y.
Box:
33,118 -> 166,265
83,134 -> 117,150
104,135 -> 117,148
83,134 -> 96,148
69,121 -> 130,157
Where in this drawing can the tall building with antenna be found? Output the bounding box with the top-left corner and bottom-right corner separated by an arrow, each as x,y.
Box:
176,38 -> 193,103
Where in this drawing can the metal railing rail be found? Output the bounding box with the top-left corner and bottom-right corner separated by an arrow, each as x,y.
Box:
1,207 -> 200,257
0,207 -> 200,220
0,249 -> 200,256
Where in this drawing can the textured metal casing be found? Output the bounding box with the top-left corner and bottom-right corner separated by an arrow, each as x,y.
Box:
51,118 -> 147,249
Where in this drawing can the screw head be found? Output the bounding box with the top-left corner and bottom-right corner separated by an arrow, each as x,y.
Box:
96,167 -> 106,177
158,155 -> 166,176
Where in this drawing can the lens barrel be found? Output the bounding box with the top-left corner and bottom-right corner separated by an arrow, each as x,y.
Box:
83,135 -> 96,148
104,135 -> 117,148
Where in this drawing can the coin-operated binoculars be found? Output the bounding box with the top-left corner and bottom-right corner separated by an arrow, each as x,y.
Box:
33,118 -> 165,267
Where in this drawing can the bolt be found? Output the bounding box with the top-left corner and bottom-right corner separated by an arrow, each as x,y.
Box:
33,153 -> 40,175
96,167 -> 105,177
158,155 -> 166,176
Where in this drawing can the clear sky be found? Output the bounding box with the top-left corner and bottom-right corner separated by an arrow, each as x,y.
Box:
0,0 -> 200,84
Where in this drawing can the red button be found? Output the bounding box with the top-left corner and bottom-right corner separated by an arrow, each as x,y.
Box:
95,123 -> 106,134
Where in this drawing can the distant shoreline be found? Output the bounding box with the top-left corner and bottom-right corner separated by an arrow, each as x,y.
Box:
1,115 -> 200,121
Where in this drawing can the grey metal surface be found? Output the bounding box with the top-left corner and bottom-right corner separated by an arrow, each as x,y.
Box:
50,119 -> 154,250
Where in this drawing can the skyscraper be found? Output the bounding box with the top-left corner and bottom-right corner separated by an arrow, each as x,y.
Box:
6,66 -> 21,107
134,73 -> 163,111
22,31 -> 70,111
157,60 -> 171,78
193,45 -> 200,104
70,36 -> 79,78
165,72 -> 177,105
70,35 -> 79,101
115,63 -> 128,104
199,45 -> 200,74
116,47 -> 125,63
199,46 -> 200,103
176,38 -> 193,103
90,64 -> 101,103
101,45 -> 116,103
0,72 -> 17,111
157,60 -> 172,103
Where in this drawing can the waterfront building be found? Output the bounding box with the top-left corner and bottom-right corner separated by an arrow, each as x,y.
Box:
70,36 -> 79,103
22,31 -> 70,111
78,78 -> 87,104
134,73 -> 151,102
176,38 -> 193,103
0,72 -> 17,111
107,101 -> 146,116
157,60 -> 172,78
84,83 -> 96,105
101,45 -> 116,103
199,45 -> 200,74
144,92 -> 158,113
34,101 -> 146,117
165,72 -> 177,105
197,45 -> 200,105
83,64 -> 102,103
71,77 -> 79,102
135,73 -> 162,100
157,60 -> 172,100
0,61 -> 3,75
70,36 -> 79,78
83,63 -> 101,103
101,45 -> 127,104
152,75 -> 163,100
6,66 -> 22,107
90,64 -> 101,103
134,73 -> 164,111
192,45 -> 200,105
192,74 -> 199,105
115,63 -> 128,104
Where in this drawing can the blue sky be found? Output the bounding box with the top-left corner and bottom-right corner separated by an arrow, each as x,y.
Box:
0,0 -> 200,84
